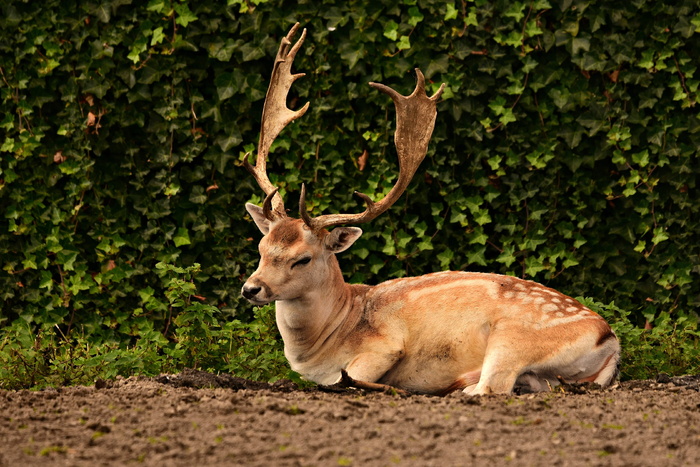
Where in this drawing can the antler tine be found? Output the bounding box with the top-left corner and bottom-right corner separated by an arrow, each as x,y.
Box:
302,69 -> 444,231
244,22 -> 310,220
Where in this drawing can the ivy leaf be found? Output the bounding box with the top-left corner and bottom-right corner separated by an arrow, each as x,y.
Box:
1,137 -> 14,152
397,36 -> 411,51
496,245 -> 517,268
94,3 -> 111,23
383,20 -> 399,41
174,228 -> 191,247
469,226 -> 489,243
396,230 -> 412,249
151,27 -> 165,46
57,250 -> 79,271
692,13 -> 700,32
1,114 -> 13,130
407,7 -> 424,27
577,112 -> 607,136
571,37 -> 590,55
638,50 -> 655,70
651,227 -> 669,245
240,43 -> 265,62
631,150 -> 649,167
417,239 -> 433,251
488,96 -> 508,115
499,108 -> 517,126
215,72 -> 239,101
525,20 -> 543,38
147,0 -> 168,13
437,248 -> 454,269
466,246 -> 487,267
444,3 -> 458,21
174,3 -> 198,27
504,2 -> 526,22
128,37 -> 148,63
465,8 -> 478,27
339,42 -> 364,68
39,270 -> 53,290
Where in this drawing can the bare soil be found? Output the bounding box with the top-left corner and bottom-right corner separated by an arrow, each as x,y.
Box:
1,370 -> 699,466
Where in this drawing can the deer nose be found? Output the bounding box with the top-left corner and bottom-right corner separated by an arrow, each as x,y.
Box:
241,284 -> 262,300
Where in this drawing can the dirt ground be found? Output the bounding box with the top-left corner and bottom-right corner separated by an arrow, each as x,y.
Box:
1,370 -> 698,467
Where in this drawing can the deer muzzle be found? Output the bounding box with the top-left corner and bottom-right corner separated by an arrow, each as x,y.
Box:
241,277 -> 274,305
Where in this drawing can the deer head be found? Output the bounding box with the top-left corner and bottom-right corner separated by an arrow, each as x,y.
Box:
241,23 -> 444,305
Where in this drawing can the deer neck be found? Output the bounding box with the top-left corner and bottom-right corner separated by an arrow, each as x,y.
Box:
274,255 -> 358,358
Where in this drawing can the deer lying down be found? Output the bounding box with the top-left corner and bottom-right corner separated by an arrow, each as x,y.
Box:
241,23 -> 620,396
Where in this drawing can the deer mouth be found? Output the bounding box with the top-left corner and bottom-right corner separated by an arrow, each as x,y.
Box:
241,283 -> 275,305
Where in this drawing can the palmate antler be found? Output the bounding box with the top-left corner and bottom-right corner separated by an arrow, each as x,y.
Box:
247,23 -> 445,230
243,23 -> 309,220
301,70 -> 445,231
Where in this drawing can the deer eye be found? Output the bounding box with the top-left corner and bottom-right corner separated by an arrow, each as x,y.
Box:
291,257 -> 312,269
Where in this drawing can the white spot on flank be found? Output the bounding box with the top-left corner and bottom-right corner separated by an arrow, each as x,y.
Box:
539,312 -> 594,329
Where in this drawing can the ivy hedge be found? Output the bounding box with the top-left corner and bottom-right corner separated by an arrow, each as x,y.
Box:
1,0 -> 699,385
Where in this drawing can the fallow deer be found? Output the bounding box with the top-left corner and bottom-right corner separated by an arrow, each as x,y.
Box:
241,23 -> 620,395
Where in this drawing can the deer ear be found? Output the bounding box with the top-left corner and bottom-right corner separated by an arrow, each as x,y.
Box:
325,227 -> 362,253
246,203 -> 271,235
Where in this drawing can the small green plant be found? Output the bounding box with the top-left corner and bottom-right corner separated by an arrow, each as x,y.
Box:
0,261 -> 290,389
581,298 -> 700,380
155,261 -> 290,381
39,445 -> 68,456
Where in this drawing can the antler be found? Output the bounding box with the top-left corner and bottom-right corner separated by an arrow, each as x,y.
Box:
243,22 -> 310,220
300,69 -> 445,231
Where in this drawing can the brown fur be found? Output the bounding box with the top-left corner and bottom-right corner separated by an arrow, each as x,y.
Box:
268,221 -> 302,246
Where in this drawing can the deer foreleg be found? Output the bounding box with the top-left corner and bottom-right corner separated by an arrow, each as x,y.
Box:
343,349 -> 403,386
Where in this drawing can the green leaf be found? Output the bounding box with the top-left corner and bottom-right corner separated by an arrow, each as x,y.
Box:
504,2 -> 526,22
151,27 -> 165,46
383,20 -> 399,41
488,96 -> 507,115
466,246 -> 487,267
638,49 -> 655,70
39,271 -> 53,290
407,7 -> 424,27
57,250 -> 79,271
174,3 -> 198,27
496,246 -> 517,268
397,36 -> 411,50
692,13 -> 700,32
128,37 -> 148,63
631,150 -> 649,167
437,248 -> 454,269
147,0 -> 168,13
1,138 -> 14,152
215,72 -> 239,101
571,37 -> 590,55
94,3 -> 111,23
651,227 -> 669,245
465,8 -> 478,27
499,108 -> 517,126
444,3 -> 458,21
174,228 -> 191,247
